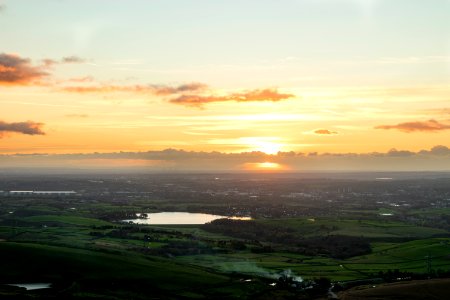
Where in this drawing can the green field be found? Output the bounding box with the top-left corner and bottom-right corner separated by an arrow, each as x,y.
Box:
259,218 -> 448,239
1,198 -> 449,299
176,237 -> 450,281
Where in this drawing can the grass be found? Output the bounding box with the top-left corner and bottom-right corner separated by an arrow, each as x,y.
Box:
0,241 -> 278,299
0,241 -> 227,288
20,215 -> 113,227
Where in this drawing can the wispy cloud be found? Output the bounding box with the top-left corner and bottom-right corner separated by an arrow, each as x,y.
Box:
375,119 -> 450,132
314,129 -> 338,135
42,55 -> 87,67
423,108 -> 450,115
68,76 -> 94,83
62,82 -> 207,95
65,114 -> 89,118
0,53 -> 49,85
62,56 -> 86,64
152,83 -> 208,95
336,56 -> 450,66
169,88 -> 295,107
0,120 -> 45,138
62,84 -> 147,93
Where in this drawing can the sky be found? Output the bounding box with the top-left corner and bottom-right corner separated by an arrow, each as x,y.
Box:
1,0 -> 450,171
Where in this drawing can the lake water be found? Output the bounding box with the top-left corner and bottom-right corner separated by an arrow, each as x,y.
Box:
7,283 -> 51,290
123,212 -> 251,225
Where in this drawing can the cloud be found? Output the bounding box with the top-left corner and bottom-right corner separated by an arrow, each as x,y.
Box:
169,94 -> 228,106
62,56 -> 86,64
0,53 -> 49,85
151,83 -> 208,95
232,89 -> 294,102
314,129 -> 338,135
42,59 -> 58,67
62,82 -> 207,95
375,119 -> 450,132
0,120 -> 45,138
1,59 -> 292,108
429,145 -> 450,155
169,88 -> 295,107
386,148 -> 415,157
42,56 -> 87,67
420,145 -> 450,156
62,85 -> 142,93
69,76 -> 94,82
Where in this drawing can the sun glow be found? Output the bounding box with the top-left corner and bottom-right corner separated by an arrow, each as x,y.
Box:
206,137 -> 284,154
243,137 -> 283,154
257,162 -> 281,169
256,142 -> 282,155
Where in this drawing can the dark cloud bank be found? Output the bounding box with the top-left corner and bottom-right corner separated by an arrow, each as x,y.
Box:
1,146 -> 450,172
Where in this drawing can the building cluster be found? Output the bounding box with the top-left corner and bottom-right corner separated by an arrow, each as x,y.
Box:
0,190 -> 77,196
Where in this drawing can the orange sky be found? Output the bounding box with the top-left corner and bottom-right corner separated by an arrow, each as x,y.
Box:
1,1 -> 450,170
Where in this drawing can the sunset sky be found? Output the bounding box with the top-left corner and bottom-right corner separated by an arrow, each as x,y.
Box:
1,0 -> 450,171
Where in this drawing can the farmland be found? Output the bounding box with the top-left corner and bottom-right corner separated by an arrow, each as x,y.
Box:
0,173 -> 449,298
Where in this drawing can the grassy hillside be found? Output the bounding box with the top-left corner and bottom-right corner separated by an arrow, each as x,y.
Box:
0,241 -> 240,299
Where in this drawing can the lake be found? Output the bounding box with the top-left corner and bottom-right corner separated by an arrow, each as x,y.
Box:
7,283 -> 51,290
123,212 -> 251,225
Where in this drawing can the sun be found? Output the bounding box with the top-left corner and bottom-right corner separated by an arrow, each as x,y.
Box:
243,162 -> 284,171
